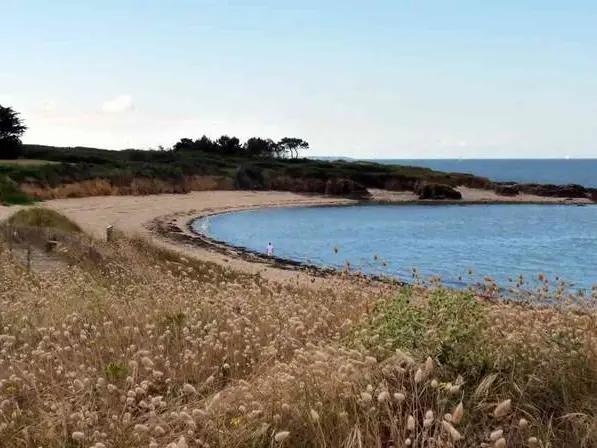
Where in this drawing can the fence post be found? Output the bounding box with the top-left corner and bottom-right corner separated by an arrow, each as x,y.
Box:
26,244 -> 31,272
106,225 -> 114,243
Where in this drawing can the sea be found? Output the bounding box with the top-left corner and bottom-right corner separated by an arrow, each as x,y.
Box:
373,158 -> 597,187
193,159 -> 597,293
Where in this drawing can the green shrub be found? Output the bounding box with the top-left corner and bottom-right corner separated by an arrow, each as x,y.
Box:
363,287 -> 493,378
0,175 -> 35,205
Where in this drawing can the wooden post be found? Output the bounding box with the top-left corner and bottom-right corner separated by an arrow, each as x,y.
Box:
106,225 -> 114,242
26,244 -> 31,272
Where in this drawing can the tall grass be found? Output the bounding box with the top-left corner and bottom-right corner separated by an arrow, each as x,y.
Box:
1,217 -> 597,446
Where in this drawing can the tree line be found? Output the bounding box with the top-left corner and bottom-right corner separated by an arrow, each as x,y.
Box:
173,136 -> 309,158
0,104 -> 310,160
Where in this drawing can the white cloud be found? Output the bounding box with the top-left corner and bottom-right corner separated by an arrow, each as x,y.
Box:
101,94 -> 134,114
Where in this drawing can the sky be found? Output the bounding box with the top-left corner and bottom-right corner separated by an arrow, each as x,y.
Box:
1,1 -> 596,159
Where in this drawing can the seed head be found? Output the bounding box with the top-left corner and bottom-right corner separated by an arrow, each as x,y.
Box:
274,431 -> 290,442
134,424 -> 149,434
441,421 -> 462,441
182,383 -> 197,395
414,368 -> 424,384
71,431 -> 85,441
494,399 -> 512,418
377,391 -> 389,403
424,356 -> 434,374
490,429 -> 503,441
494,437 -> 506,448
452,401 -> 464,424
394,392 -> 406,403
407,415 -> 415,431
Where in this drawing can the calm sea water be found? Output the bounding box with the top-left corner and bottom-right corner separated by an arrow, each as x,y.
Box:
373,159 -> 597,187
193,204 -> 597,291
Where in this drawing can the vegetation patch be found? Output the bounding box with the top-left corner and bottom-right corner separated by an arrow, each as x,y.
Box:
0,175 -> 35,205
8,207 -> 81,233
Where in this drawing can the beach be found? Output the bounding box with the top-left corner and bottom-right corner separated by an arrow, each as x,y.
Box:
0,187 -> 592,283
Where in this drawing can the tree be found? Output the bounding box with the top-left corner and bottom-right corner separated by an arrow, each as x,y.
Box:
173,138 -> 195,152
216,135 -> 242,155
278,137 -> 309,159
0,105 -> 27,159
244,137 -> 277,157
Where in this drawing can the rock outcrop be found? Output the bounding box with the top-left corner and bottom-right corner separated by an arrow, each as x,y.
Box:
494,183 -> 520,196
415,182 -> 462,200
518,183 -> 587,198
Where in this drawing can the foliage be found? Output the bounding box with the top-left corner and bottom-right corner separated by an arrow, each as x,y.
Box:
7,207 -> 81,233
0,175 -> 34,205
364,287 -> 492,378
172,134 -> 308,159
0,105 -> 27,160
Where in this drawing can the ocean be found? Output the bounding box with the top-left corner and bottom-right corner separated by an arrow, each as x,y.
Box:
372,158 -> 597,187
192,159 -> 597,294
194,203 -> 597,292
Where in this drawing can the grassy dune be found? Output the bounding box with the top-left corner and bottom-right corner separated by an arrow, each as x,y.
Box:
1,210 -> 597,447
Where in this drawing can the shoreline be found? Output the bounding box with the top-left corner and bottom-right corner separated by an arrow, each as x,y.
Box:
0,188 -> 594,285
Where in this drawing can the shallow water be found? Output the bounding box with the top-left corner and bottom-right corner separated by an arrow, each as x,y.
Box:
193,204 -> 597,291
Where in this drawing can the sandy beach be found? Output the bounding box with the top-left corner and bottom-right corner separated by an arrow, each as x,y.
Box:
0,188 -> 592,282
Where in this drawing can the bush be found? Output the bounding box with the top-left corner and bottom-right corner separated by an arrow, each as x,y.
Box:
363,287 -> 492,377
0,175 -> 34,205
234,163 -> 266,190
8,207 -> 81,233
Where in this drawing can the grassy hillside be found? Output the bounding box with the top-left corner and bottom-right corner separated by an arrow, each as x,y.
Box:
1,211 -> 597,446
0,144 -> 494,203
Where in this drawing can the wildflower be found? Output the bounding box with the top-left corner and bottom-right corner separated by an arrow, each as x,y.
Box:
494,399 -> 512,418
405,438 -> 412,446
154,425 -> 166,436
528,437 -> 539,446
310,409 -> 320,422
274,431 -> 290,442
452,401 -> 464,424
519,418 -> 529,429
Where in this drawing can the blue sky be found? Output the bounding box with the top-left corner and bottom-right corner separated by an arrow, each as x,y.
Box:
1,1 -> 596,158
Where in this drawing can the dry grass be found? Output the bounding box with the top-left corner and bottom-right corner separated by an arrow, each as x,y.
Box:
19,176 -> 233,200
1,217 -> 597,447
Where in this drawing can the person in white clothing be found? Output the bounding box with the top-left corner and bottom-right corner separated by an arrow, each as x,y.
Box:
266,242 -> 274,257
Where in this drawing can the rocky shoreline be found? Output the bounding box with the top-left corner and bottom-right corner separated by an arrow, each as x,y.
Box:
146,205 -> 404,285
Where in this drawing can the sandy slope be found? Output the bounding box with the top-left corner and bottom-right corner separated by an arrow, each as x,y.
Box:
0,189 -> 592,282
